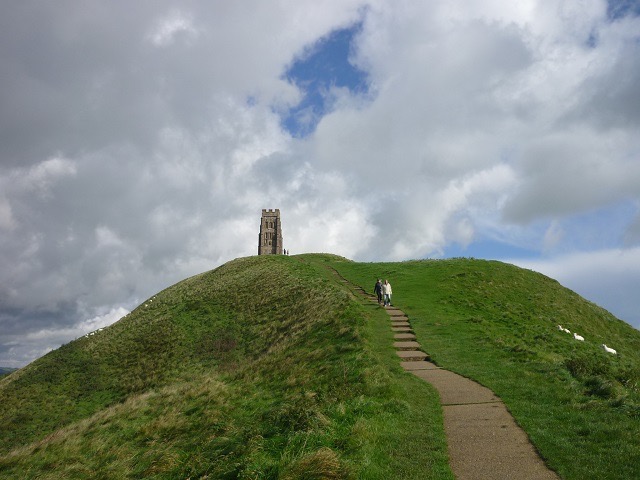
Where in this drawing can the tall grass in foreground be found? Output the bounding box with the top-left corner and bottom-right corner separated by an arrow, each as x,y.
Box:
0,255 -> 452,479
330,257 -> 640,480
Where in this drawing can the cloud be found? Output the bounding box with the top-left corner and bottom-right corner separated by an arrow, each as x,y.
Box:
1,1 -> 639,366
1,307 -> 129,368
542,220 -> 565,252
147,9 -> 200,47
502,128 -> 640,223
0,197 -> 15,231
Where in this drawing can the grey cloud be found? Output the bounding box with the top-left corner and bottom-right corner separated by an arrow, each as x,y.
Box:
0,1 -> 361,168
571,22 -> 640,129
2,1 -> 640,366
0,3 -> 166,165
502,129 -> 640,223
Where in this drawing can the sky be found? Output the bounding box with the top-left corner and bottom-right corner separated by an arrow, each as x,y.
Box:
1,1 -> 639,368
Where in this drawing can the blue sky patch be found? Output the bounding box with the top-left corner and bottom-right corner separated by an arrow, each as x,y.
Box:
442,200 -> 639,261
607,0 -> 640,20
281,23 -> 370,137
443,238 -> 541,261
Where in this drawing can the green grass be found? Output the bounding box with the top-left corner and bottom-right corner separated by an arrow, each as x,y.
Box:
0,255 -> 452,479
3,254 -> 638,478
328,257 -> 640,480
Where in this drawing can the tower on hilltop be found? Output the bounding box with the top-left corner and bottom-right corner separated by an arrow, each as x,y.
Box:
258,209 -> 283,255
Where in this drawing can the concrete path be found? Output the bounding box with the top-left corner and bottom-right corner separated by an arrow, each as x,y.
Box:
386,303 -> 560,479
334,272 -> 559,479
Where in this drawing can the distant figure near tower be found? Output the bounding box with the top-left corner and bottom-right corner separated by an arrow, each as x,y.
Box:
258,209 -> 283,255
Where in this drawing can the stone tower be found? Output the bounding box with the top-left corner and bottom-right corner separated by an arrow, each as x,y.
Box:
258,209 -> 283,255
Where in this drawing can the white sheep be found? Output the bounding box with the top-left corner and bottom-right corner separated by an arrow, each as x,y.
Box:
601,344 -> 617,355
573,333 -> 584,341
557,325 -> 571,334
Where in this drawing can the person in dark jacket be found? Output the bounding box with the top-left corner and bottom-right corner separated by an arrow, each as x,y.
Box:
374,279 -> 383,304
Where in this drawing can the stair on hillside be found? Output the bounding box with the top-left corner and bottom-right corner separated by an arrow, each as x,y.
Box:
391,321 -> 411,328
396,350 -> 430,361
400,360 -> 440,371
392,326 -> 413,333
332,271 -> 560,480
393,341 -> 422,350
394,333 -> 417,340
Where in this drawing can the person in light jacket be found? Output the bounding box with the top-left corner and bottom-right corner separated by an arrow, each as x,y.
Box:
382,279 -> 392,306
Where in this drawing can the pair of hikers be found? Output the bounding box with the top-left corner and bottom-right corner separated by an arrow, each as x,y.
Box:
374,279 -> 392,306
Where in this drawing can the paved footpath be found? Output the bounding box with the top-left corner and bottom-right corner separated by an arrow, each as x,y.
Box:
334,273 -> 560,479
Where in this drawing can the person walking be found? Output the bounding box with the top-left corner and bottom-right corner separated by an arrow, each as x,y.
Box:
374,279 -> 383,304
382,279 -> 392,306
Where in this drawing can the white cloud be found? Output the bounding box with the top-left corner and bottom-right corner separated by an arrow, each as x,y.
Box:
15,156 -> 77,198
147,9 -> 200,47
1,307 -> 130,368
1,1 -> 640,366
81,307 -> 130,332
288,196 -> 376,258
542,220 -> 565,252
95,226 -> 124,248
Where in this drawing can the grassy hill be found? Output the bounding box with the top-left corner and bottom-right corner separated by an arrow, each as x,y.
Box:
1,254 -> 639,479
327,256 -> 640,480
0,255 -> 450,479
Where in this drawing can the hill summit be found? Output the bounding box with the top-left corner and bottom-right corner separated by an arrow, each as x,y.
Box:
1,254 -> 639,479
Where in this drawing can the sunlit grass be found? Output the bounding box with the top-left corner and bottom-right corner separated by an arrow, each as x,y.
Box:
6,254 -> 636,478
330,257 -> 640,480
0,255 -> 452,479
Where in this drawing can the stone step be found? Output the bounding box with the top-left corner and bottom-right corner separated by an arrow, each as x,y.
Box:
391,321 -> 411,328
400,361 -> 440,371
396,350 -> 429,362
392,327 -> 413,333
394,333 -> 416,340
393,341 -> 421,350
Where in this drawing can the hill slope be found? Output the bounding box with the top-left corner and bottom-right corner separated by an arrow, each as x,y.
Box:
0,255 -> 450,479
328,256 -> 640,480
1,255 -> 639,479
